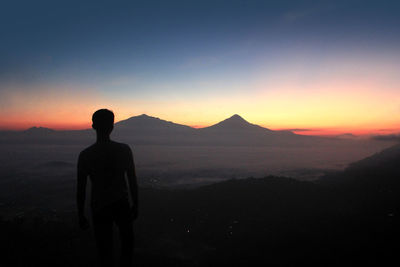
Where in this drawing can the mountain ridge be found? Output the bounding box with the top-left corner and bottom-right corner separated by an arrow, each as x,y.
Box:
15,114 -> 293,134
24,126 -> 55,133
0,114 -> 337,146
115,114 -> 195,131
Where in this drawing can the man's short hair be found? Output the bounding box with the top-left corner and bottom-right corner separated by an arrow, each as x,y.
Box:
92,109 -> 114,132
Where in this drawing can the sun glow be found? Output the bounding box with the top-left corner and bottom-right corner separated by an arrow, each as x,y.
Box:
1,52 -> 399,135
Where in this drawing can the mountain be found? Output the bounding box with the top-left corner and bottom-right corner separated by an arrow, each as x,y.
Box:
19,127 -> 61,143
200,114 -> 295,136
344,143 -> 400,188
347,143 -> 400,171
0,113 -> 329,146
111,113 -> 303,146
114,114 -> 195,135
112,114 -> 197,145
195,114 -> 309,146
23,126 -> 55,134
201,114 -> 272,133
0,126 -> 61,144
320,143 -> 400,215
322,143 -> 400,184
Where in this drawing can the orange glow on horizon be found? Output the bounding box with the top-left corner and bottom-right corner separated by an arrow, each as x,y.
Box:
0,120 -> 92,131
273,125 -> 400,137
1,54 -> 399,136
1,116 -> 399,137
189,125 -> 206,129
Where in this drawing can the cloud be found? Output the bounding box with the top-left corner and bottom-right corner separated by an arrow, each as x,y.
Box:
283,128 -> 313,132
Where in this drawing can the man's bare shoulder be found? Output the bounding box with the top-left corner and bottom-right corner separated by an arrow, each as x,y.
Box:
110,141 -> 132,153
78,143 -> 97,160
78,141 -> 131,160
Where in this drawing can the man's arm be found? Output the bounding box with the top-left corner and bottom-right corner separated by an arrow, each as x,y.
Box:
77,152 -> 89,229
126,146 -> 138,220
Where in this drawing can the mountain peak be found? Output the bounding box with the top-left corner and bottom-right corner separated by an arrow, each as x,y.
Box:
128,114 -> 153,119
228,114 -> 246,121
23,126 -> 55,134
138,114 -> 151,118
203,114 -> 273,133
217,114 -> 251,126
117,114 -> 157,124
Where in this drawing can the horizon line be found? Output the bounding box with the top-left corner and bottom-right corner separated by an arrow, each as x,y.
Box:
1,113 -> 399,137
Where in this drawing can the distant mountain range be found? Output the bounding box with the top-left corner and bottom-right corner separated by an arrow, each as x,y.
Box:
0,114 -> 338,146
113,114 -> 319,146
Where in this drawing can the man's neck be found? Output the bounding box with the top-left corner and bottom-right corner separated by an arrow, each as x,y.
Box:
96,134 -> 111,143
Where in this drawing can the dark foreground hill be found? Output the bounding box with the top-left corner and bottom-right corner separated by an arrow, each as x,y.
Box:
1,144 -> 400,266
321,143 -> 400,214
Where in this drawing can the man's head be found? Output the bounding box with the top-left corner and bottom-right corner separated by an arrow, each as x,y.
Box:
92,109 -> 114,134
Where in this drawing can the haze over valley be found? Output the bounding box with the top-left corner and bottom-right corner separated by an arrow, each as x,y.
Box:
0,114 -> 395,193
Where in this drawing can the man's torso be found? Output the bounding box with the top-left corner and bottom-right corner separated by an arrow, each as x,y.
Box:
79,141 -> 131,211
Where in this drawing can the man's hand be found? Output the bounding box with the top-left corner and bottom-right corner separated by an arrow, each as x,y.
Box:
130,206 -> 138,221
79,215 -> 90,230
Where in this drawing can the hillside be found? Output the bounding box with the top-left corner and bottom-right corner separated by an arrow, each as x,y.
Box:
2,169 -> 399,266
322,142 -> 400,191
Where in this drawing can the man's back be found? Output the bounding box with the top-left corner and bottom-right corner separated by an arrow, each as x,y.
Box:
78,141 -> 134,211
77,109 -> 137,267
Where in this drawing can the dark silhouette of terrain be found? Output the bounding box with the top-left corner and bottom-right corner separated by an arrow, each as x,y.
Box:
200,114 -> 274,133
116,114 -> 195,134
0,114 -> 323,146
1,143 -> 400,266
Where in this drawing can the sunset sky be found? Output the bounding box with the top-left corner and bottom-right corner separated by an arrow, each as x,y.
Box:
1,0 -> 399,135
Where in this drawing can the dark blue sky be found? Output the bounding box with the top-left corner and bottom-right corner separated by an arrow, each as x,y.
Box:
1,0 -> 400,132
1,0 -> 399,80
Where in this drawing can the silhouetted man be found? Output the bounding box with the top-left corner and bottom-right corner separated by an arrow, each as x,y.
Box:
77,109 -> 138,267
